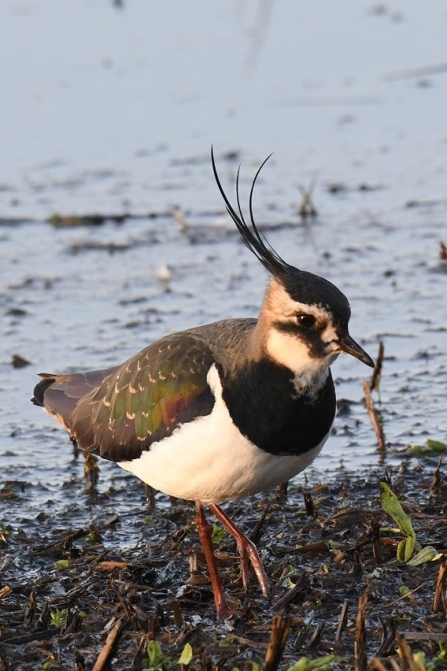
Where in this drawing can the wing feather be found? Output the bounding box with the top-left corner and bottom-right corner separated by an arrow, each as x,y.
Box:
69,333 -> 215,461
34,318 -> 257,461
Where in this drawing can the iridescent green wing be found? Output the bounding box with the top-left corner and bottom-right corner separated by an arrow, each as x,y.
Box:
70,332 -> 215,461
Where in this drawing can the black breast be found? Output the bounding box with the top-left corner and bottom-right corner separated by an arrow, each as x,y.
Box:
219,359 -> 336,457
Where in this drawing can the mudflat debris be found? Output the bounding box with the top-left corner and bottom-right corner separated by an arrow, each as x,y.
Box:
1,457 -> 447,670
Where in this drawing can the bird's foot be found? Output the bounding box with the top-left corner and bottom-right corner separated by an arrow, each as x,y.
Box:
195,501 -> 238,619
209,504 -> 271,600
237,537 -> 271,600
216,598 -> 237,620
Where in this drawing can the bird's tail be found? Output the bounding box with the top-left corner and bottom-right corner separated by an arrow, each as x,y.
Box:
31,374 -> 57,407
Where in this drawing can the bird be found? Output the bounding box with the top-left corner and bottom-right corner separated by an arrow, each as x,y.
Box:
31,148 -> 374,619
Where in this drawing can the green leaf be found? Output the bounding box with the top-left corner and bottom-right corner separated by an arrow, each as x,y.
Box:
280,564 -> 296,589
287,655 -> 337,670
437,642 -> 447,662
426,439 -> 446,451
178,642 -> 193,665
380,482 -> 420,563
54,559 -> 69,570
407,546 -> 442,566
147,640 -> 163,666
406,439 -> 446,456
413,650 -> 435,670
397,536 -> 415,562
211,523 -> 226,545
379,482 -> 415,538
405,444 -> 423,455
144,640 -> 171,669
50,609 -> 67,628
399,585 -> 410,597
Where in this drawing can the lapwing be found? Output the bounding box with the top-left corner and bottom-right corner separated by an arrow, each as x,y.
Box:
32,148 -> 374,618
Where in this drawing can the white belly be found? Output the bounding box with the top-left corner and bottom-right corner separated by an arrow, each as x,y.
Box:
119,365 -> 330,504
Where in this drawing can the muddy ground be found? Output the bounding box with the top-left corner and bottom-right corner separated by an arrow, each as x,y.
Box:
2,450 -> 447,670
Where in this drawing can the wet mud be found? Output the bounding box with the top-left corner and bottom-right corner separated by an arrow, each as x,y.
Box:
2,457 -> 447,669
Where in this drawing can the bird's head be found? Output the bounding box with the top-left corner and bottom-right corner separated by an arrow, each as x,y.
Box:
211,148 -> 374,380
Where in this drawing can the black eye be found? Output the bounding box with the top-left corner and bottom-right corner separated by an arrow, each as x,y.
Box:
296,313 -> 316,329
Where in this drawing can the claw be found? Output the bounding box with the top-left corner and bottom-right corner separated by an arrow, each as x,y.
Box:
209,503 -> 271,600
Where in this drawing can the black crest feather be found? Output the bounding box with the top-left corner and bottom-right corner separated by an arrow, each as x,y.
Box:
211,147 -> 293,278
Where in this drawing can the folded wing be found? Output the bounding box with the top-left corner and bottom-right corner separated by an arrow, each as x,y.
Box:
35,333 -> 216,462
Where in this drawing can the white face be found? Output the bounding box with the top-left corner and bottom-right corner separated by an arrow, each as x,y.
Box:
261,281 -> 344,392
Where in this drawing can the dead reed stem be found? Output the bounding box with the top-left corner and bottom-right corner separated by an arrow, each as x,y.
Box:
92,618 -> 124,671
263,611 -> 291,671
363,381 -> 386,451
355,590 -> 368,671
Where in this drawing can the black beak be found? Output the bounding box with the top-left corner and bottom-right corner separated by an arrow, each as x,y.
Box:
339,334 -> 374,368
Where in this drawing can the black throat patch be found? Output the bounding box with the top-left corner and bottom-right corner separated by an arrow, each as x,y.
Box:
219,358 -> 336,457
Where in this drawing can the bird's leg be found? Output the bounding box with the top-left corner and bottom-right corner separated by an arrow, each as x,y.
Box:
209,503 -> 271,600
195,501 -> 234,619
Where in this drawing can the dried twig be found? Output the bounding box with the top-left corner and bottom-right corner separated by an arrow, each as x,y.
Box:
370,341 -> 384,392
172,207 -> 188,231
92,618 -> 125,671
430,458 -> 442,496
173,600 -> 183,629
0,629 -> 54,646
263,611 -> 291,671
355,590 -> 368,671
304,492 -> 314,516
273,574 -> 309,612
363,381 -> 386,451
95,561 -> 128,572
37,600 -> 50,630
277,480 -> 289,502
375,581 -> 427,609
335,599 -> 349,642
250,503 -> 272,546
402,631 -> 447,642
376,615 -> 398,657
432,560 -> 447,613
84,453 -> 100,492
369,514 -> 383,564
396,635 -> 418,671
307,622 -> 324,649
298,182 -> 318,219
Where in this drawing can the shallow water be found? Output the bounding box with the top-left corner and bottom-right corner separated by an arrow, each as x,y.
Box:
1,1 -> 446,530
